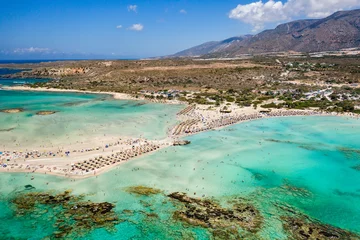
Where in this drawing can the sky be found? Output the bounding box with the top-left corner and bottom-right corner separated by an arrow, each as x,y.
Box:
1,0 -> 359,59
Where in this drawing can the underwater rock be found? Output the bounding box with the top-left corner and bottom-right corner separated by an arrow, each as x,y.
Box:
122,209 -> 134,216
265,139 -> 291,144
333,189 -> 360,198
36,111 -> 57,115
351,165 -> 360,171
140,210 -> 159,219
0,127 -> 15,132
24,185 -> 35,190
0,108 -> 24,113
135,102 -> 146,107
168,192 -> 263,236
337,147 -> 360,160
252,173 -> 266,181
298,145 -> 318,151
173,140 -> 191,146
282,216 -> 360,240
280,182 -> 312,198
125,186 -> 162,196
274,202 -> 360,239
62,100 -> 89,107
11,190 -> 119,238
140,200 -> 152,207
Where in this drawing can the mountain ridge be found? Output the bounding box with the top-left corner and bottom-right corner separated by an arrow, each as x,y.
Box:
169,9 -> 360,58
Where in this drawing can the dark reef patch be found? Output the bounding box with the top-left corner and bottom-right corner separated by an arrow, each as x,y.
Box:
0,127 -> 15,132
338,147 -> 360,160
24,185 -> 35,190
280,181 -> 312,198
124,186 -> 162,196
282,216 -> 359,240
334,189 -> 360,198
11,190 -> 119,238
351,165 -> 360,171
168,192 -> 263,238
275,202 -> 360,240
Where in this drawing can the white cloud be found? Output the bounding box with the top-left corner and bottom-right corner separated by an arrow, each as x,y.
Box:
229,0 -> 360,31
180,9 -> 187,14
128,23 -> 144,31
128,5 -> 137,13
116,25 -> 122,29
13,47 -> 51,54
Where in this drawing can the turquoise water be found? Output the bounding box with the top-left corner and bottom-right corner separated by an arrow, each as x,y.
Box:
1,115 -> 360,239
0,68 -> 47,86
0,78 -> 49,86
0,90 -> 182,149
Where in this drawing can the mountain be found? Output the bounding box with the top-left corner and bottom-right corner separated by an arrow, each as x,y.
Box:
170,35 -> 252,57
170,9 -> 360,58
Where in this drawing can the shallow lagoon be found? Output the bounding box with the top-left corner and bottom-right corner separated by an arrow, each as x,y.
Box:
0,90 -> 182,149
1,115 -> 360,239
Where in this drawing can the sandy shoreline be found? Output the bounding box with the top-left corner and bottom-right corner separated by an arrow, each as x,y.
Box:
3,86 -> 184,104
1,86 -> 359,179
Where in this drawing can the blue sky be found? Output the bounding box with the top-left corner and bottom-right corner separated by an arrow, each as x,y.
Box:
1,0 -> 359,59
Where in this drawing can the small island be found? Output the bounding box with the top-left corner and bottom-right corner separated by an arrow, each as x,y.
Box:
36,111 -> 57,115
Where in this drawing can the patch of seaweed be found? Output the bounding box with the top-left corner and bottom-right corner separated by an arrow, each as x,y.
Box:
62,100 -> 90,107
125,186 -> 162,196
265,139 -> 292,144
351,165 -> 360,171
252,172 -> 267,181
11,190 -> 119,238
298,145 -> 318,151
337,147 -> 360,160
280,181 -> 312,198
334,189 -> 360,198
0,127 -> 15,132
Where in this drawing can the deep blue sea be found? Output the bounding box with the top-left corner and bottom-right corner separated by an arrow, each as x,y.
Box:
0,59 -> 80,64
0,68 -> 50,87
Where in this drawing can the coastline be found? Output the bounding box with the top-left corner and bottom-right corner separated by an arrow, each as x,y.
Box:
1,85 -> 359,179
1,111 -> 358,179
3,86 -> 185,105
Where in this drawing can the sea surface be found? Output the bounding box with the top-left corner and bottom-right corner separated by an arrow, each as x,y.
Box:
0,68 -> 49,87
0,97 -> 360,240
0,60 -> 78,64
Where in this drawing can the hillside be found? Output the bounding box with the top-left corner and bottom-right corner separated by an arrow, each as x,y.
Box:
170,9 -> 360,58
